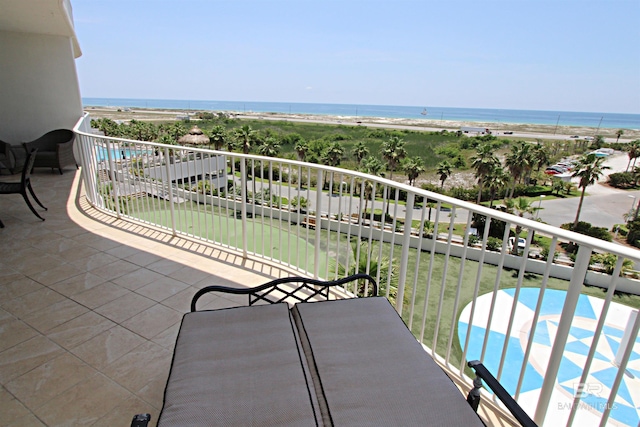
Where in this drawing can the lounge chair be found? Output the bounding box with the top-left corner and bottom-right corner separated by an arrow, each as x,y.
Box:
148,274 -> 534,426
23,129 -> 77,174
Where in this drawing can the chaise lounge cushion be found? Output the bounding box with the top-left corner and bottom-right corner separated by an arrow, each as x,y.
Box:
158,303 -> 321,427
292,297 -> 484,426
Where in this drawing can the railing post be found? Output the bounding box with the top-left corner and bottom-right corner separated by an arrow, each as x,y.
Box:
314,169 -> 323,279
163,147 -> 177,236
396,192 -> 414,314
105,139 -> 122,219
534,244 -> 592,425
240,158 -> 248,258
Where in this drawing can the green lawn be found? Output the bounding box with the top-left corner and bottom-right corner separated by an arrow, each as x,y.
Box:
125,195 -> 640,377
128,197 -> 328,274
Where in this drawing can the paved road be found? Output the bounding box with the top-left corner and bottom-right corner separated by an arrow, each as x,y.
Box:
537,153 -> 638,229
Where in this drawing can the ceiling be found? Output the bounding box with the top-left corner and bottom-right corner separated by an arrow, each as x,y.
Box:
0,0 -> 81,57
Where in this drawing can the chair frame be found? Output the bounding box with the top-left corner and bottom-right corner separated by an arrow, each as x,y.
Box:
0,148 -> 47,224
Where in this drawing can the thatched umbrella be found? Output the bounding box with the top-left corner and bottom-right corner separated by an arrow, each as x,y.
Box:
178,125 -> 209,146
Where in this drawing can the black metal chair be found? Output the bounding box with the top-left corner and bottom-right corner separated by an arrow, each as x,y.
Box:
0,148 -> 47,223
0,140 -> 18,175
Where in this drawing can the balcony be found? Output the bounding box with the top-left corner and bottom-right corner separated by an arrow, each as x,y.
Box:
0,114 -> 639,426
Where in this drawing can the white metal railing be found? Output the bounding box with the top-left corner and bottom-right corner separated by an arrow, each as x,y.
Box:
74,113 -> 640,426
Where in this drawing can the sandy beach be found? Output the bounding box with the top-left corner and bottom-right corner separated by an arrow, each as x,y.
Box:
85,106 -> 640,142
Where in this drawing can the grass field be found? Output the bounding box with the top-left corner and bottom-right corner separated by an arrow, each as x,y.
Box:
123,195 -> 640,380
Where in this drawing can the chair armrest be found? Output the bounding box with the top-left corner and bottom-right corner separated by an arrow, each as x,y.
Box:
467,360 -> 537,427
191,273 -> 378,311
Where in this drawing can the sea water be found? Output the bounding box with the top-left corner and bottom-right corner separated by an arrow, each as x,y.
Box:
82,98 -> 640,130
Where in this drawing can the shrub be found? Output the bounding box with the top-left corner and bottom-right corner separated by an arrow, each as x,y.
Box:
627,219 -> 640,248
486,237 -> 502,251
560,221 -> 612,245
608,172 -> 636,189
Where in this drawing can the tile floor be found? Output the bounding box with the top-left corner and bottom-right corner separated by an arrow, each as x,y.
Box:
0,167 -> 511,427
0,168 -> 291,426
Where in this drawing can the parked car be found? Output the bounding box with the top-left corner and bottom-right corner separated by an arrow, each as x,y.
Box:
503,131 -> 513,135
570,135 -> 579,138
556,162 -> 575,170
545,166 -> 568,175
508,237 -> 526,250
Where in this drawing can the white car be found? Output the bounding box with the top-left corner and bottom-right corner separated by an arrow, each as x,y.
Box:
508,237 -> 526,250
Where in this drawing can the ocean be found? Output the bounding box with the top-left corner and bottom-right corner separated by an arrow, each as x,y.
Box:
82,98 -> 640,130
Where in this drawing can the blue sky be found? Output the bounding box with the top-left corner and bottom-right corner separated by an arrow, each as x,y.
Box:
73,0 -> 640,114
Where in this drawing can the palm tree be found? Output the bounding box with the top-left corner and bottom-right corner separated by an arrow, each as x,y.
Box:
505,141 -> 535,197
402,156 -> 424,186
572,153 -> 610,229
486,166 -> 509,208
331,240 -> 398,303
470,143 -> 500,203
380,136 -> 407,182
294,139 -> 309,162
257,136 -> 280,158
625,140 -> 640,172
208,125 -> 227,151
353,141 -> 369,166
503,197 -> 537,255
436,160 -> 453,189
381,136 -> 407,217
234,124 -> 257,155
360,156 -> 383,223
257,137 -> 281,204
234,125 -> 259,202
616,129 -> 625,143
532,142 -> 550,172
322,141 -> 345,190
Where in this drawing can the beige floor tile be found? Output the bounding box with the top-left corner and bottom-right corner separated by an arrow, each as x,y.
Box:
0,287 -> 66,318
69,251 -> 119,271
21,298 -> 88,333
48,271 -> 108,297
127,251 -> 164,267
150,322 -> 181,350
145,258 -> 185,276
101,341 -> 171,394
14,255 -> 66,277
135,277 -> 189,303
33,372 -> 131,426
72,232 -> 123,251
70,325 -> 147,371
91,395 -> 158,427
0,276 -> 44,303
5,412 -> 45,427
29,262 -> 85,286
121,305 -> 182,340
0,385 -> 33,425
94,292 -> 157,324
167,265 -> 211,285
90,259 -> 142,281
158,286 -> 197,312
69,281 -> 130,309
0,318 -> 39,352
46,311 -> 116,350
5,353 -> 96,409
0,335 -> 64,383
112,268 -> 166,291
136,370 -> 169,410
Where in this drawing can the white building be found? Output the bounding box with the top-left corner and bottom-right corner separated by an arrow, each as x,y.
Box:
0,0 -> 83,143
